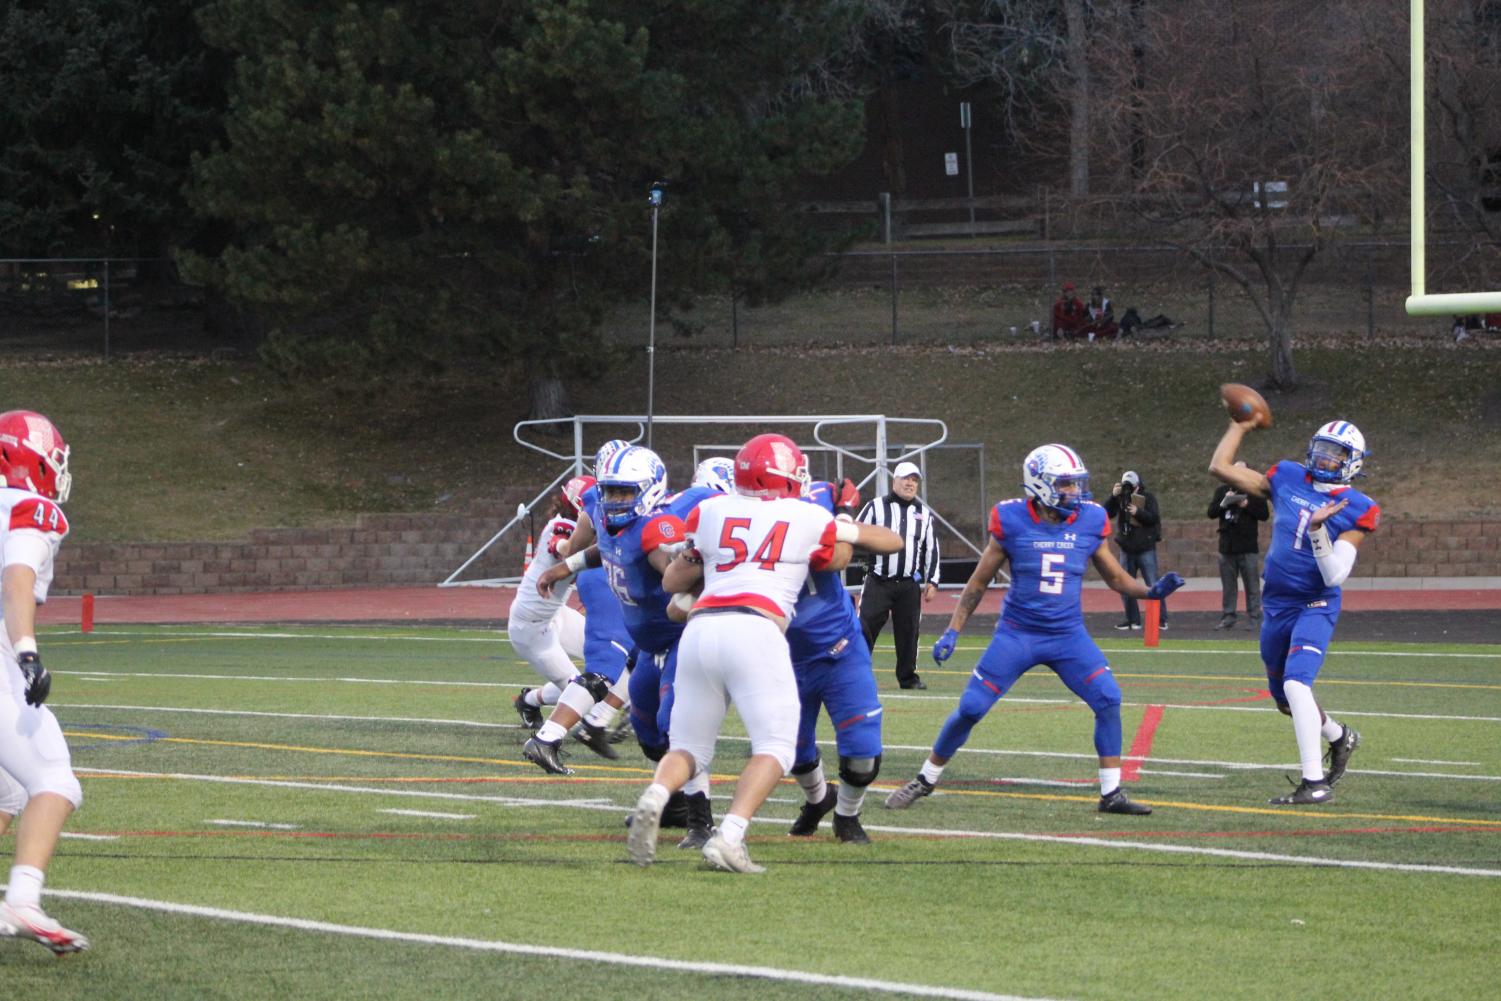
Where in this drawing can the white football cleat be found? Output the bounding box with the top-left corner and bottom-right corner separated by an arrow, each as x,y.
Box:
0,901 -> 90,955
700,831 -> 766,874
626,792 -> 664,867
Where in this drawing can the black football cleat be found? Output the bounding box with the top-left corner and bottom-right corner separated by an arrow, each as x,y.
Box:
522,736 -> 574,775
572,721 -> 619,760
1324,726 -> 1361,786
512,689 -> 543,731
1098,788 -> 1152,815
1270,778 -> 1333,805
832,812 -> 872,844
787,785 -> 839,836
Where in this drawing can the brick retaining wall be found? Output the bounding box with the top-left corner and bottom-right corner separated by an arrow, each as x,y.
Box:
50,516 -> 1500,597
1155,519 -> 1501,581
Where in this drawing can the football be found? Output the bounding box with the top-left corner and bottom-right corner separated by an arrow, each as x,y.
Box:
1219,383 -> 1272,428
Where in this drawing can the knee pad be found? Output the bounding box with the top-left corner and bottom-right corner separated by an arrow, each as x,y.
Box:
575,671 -> 611,704
838,754 -> 881,788
956,684 -> 998,724
790,757 -> 823,777
749,735 -> 796,775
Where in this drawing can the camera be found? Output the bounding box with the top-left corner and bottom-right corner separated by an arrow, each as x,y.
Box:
1120,481 -> 1135,499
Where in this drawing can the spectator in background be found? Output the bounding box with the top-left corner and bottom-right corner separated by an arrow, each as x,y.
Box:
1051,281 -> 1087,340
1207,462 -> 1269,630
858,461 -> 940,689
1103,470 -> 1167,630
1083,286 -> 1118,341
1119,308 -> 1178,337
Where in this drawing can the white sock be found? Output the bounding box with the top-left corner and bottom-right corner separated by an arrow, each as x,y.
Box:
538,682 -> 564,705
835,783 -> 866,817
919,760 -> 945,785
584,701 -> 618,727
1099,767 -> 1122,796
5,864 -> 44,908
639,783 -> 671,814
1321,717 -> 1344,743
523,688 -> 545,708
536,719 -> 568,743
795,762 -> 828,804
719,814 -> 750,847
1284,680 -> 1327,781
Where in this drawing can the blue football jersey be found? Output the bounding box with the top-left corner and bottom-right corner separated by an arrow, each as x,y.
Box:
592,485 -> 714,655
1261,460 -> 1381,606
787,481 -> 863,663
991,498 -> 1110,633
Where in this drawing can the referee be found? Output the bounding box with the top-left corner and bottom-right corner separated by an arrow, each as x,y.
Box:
857,461 -> 940,689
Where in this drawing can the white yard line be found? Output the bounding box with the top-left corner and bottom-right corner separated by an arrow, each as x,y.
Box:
8,886 -> 1065,1001
1391,758 -> 1480,766
71,767 -> 1501,879
207,819 -> 301,830
60,832 -> 119,841
378,809 -> 476,820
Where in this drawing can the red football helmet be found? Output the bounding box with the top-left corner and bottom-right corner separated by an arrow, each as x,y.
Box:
0,410 -> 71,503
734,433 -> 809,499
560,474 -> 596,516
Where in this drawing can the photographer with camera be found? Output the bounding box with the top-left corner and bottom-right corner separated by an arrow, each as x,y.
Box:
1207,461 -> 1269,630
1103,471 -> 1167,630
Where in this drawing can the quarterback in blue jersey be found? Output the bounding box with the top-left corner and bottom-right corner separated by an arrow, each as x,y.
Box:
1211,417 -> 1379,805
784,477 -> 888,843
884,444 -> 1184,816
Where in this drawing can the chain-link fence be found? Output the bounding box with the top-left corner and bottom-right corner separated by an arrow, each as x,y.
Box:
604,236 -> 1496,349
0,257 -> 219,356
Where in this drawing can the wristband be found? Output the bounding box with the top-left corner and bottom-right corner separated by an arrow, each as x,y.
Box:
564,551 -> 589,574
834,521 -> 860,544
671,592 -> 695,612
15,636 -> 37,656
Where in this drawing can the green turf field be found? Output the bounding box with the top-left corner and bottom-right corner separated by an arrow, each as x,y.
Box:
4,625 -> 1498,1000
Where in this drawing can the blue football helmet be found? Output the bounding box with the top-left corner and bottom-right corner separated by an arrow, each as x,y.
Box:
596,445 -> 669,531
690,456 -> 735,494
1306,421 -> 1366,484
1022,443 -> 1091,513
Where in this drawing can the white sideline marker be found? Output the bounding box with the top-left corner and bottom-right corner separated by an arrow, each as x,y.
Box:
60,832 -> 119,841
380,809 -> 476,821
32,887 -> 1068,1001
207,819 -> 301,830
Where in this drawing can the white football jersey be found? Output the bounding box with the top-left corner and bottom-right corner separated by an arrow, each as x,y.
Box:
0,486 -> 68,649
686,494 -> 837,619
509,514 -> 575,626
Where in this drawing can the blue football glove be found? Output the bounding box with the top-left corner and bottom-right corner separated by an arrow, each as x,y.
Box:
1145,572 -> 1185,601
932,628 -> 959,664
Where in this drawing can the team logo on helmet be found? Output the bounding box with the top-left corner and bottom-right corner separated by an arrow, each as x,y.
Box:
596,446 -> 669,530
1021,443 -> 1090,513
1306,421 -> 1367,484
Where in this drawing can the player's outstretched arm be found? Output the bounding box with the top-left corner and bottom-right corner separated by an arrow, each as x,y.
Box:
558,509 -> 596,558
945,539 -> 1006,635
852,523 -> 903,554
1092,547 -> 1183,601
1208,420 -> 1271,497
537,545 -> 599,596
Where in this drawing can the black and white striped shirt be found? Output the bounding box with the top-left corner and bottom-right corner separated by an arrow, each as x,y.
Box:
856,494 -> 940,584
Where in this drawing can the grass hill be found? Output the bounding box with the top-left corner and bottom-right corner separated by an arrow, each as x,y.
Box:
4,332 -> 1496,543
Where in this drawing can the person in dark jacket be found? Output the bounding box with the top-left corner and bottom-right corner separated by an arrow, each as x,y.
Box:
1103,470 -> 1166,629
1207,461 -> 1269,629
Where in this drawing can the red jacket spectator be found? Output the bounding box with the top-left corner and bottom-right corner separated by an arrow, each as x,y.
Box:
1051,282 -> 1087,340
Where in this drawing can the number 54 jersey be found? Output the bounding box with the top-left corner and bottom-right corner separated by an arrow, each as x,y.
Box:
686,495 -> 840,620
990,498 -> 1111,633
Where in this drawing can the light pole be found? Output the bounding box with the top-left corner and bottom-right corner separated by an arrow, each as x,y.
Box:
646,181 -> 666,448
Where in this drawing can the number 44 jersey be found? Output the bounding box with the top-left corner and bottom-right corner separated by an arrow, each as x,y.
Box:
686,495 -> 840,620
989,498 -> 1111,633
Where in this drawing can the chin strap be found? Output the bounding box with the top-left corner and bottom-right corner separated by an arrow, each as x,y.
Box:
1307,523 -> 1357,586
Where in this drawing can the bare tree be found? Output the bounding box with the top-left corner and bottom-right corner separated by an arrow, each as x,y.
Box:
933,0 -> 1114,197
1371,0 -> 1501,290
1095,0 -> 1403,388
